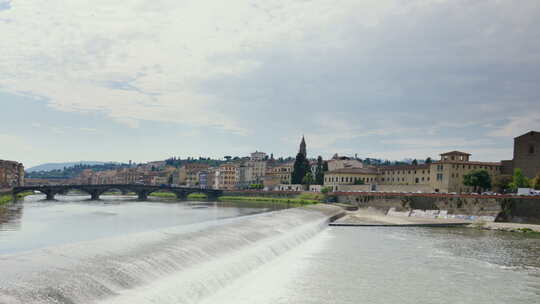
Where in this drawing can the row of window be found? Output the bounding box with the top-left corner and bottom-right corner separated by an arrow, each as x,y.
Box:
451,164 -> 500,171
383,170 -> 430,175
381,177 -> 430,182
325,176 -> 376,183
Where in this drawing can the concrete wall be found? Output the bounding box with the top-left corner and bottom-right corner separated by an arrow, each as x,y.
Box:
374,184 -> 433,193
223,190 -> 301,198
331,193 -> 540,224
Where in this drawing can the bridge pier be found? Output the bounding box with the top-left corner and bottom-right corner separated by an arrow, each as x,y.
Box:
138,191 -> 148,200
45,191 -> 55,201
90,190 -> 100,200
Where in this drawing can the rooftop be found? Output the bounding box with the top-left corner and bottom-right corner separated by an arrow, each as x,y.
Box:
440,151 -> 471,156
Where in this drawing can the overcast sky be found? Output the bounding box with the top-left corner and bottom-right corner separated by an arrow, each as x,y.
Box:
1,0 -> 539,167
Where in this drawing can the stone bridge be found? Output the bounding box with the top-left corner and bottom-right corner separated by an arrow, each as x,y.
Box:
13,184 -> 223,201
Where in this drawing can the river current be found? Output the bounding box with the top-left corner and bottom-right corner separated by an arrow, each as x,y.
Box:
0,195 -> 539,303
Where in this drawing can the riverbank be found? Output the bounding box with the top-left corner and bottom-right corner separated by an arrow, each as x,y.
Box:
333,208 -> 470,227
332,208 -> 540,233
470,222 -> 540,234
218,196 -> 319,207
0,191 -> 33,205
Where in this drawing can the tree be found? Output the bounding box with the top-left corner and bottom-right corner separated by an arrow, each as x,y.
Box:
509,168 -> 530,191
224,156 -> 232,161
463,169 -> 492,193
354,179 -> 365,185
315,156 -> 325,185
533,173 -> 540,190
302,172 -> 315,186
493,175 -> 512,193
292,152 -> 310,184
321,186 -> 332,194
425,157 -> 432,164
412,159 -> 418,166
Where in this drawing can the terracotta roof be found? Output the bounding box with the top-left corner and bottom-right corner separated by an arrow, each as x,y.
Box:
327,168 -> 378,174
440,151 -> 471,156
380,164 -> 430,171
438,160 -> 501,166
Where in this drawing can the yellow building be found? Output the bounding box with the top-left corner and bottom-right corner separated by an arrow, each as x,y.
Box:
430,151 -> 502,193
325,151 -> 502,193
379,164 -> 431,186
216,163 -> 239,190
324,168 -> 379,191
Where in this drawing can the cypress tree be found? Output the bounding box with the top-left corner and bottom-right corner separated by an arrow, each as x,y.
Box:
292,152 -> 310,184
315,156 -> 325,185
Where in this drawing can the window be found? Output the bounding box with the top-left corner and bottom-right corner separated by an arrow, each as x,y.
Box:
436,173 -> 443,181
530,144 -> 535,154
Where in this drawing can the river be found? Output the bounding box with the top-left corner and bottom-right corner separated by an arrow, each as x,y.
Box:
0,195 -> 539,303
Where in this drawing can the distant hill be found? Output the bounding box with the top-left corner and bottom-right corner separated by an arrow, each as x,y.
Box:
26,161 -> 114,173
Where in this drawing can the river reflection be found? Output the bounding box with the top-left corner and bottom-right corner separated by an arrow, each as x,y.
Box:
0,201 -> 23,231
0,194 -> 274,254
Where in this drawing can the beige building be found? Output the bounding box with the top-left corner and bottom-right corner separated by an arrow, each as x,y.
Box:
379,164 -> 431,186
326,156 -> 364,171
216,163 -> 239,190
429,151 -> 502,193
178,163 -> 211,186
325,151 -> 502,193
324,168 -> 379,191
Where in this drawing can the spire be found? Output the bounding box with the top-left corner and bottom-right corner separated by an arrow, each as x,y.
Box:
299,135 -> 307,157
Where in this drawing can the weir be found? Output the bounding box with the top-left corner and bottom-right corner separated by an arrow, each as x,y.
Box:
0,205 -> 342,304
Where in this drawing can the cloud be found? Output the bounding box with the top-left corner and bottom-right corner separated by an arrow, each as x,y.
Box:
1,0 -> 539,163
488,112 -> 540,137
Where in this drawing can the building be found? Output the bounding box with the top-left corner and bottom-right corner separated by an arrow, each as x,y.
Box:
502,131 -> 540,179
379,164 -> 431,186
324,168 -> 379,191
0,160 -> 25,189
250,151 -> 267,161
216,163 -> 239,190
429,151 -> 502,193
263,162 -> 293,190
326,155 -> 364,171
178,163 -> 211,186
324,151 -> 502,193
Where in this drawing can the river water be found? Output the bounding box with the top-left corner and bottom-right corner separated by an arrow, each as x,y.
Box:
1,195 -> 539,303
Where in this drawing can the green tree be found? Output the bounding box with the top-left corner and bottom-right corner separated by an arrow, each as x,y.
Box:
302,172 -> 315,186
493,175 -> 512,193
292,152 -> 310,184
412,159 -> 418,166
354,179 -> 365,185
509,168 -> 530,191
463,169 -> 492,193
315,156 -> 325,185
533,173 -> 540,190
321,186 -> 332,194
425,157 -> 432,164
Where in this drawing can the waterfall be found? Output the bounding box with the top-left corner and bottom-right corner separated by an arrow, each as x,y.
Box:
0,205 -> 342,304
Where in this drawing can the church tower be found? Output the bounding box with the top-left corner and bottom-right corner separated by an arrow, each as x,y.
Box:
299,136 -> 307,157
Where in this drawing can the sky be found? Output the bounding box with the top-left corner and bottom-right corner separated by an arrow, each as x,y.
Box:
1,0 -> 539,168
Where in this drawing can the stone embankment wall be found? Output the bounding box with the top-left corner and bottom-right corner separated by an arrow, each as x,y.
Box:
330,192 -> 540,224
223,190 -> 301,198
